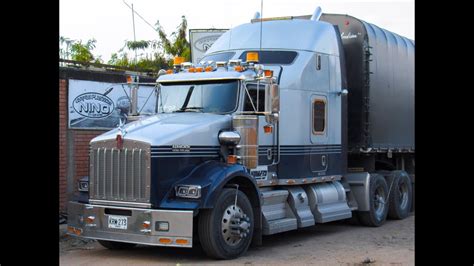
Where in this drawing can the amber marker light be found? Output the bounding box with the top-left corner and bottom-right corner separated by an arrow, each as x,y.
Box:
173,56 -> 185,65
159,238 -> 172,244
227,155 -> 238,164
176,239 -> 189,245
246,52 -> 259,63
263,124 -> 273,134
264,70 -> 273,78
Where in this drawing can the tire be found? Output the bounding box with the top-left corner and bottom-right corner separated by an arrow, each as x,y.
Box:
198,188 -> 254,259
357,174 -> 389,227
97,240 -> 137,249
386,170 -> 413,220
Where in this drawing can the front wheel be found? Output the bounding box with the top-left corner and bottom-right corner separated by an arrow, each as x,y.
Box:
198,188 -> 254,259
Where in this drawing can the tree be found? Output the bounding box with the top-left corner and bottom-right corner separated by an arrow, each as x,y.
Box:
59,37 -> 102,64
155,15 -> 191,65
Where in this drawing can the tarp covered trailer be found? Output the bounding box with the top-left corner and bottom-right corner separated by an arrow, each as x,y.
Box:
320,14 -> 415,153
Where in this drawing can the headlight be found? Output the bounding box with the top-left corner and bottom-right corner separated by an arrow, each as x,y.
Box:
78,180 -> 89,192
175,185 -> 201,199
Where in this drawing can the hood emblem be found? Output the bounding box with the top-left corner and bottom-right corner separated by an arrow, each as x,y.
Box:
116,118 -> 127,149
116,134 -> 123,149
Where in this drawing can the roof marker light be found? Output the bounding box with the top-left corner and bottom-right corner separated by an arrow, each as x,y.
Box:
264,70 -> 273,78
246,52 -> 259,63
173,56 -> 185,66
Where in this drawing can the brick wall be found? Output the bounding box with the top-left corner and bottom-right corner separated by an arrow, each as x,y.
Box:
59,68 -> 155,213
59,79 -> 68,211
58,77 -> 105,212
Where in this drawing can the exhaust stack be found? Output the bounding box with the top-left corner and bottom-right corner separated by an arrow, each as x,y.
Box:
310,6 -> 322,21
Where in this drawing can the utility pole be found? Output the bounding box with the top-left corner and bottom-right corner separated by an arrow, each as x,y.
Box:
132,3 -> 137,64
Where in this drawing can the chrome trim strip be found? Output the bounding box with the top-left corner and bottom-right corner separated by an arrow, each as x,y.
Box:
89,199 -> 152,208
256,175 -> 342,187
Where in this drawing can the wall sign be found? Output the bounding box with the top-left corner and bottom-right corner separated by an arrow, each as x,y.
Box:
68,79 -> 156,129
189,29 -> 228,64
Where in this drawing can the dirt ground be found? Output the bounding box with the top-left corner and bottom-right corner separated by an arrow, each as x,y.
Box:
60,214 -> 414,265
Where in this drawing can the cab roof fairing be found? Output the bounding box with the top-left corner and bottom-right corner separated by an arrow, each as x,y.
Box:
205,19 -> 340,56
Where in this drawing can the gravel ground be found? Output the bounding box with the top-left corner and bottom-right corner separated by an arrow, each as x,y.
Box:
60,214 -> 414,265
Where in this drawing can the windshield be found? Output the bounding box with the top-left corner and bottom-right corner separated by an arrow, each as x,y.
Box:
157,80 -> 239,114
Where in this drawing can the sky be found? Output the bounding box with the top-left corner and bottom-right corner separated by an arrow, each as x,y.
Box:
60,0 -> 414,62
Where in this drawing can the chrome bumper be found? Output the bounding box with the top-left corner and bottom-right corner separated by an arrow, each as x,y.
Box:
67,201 -> 193,248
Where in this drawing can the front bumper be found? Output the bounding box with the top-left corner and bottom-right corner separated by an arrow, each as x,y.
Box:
67,201 -> 193,248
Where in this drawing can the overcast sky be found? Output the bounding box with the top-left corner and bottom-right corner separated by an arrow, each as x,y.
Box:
60,0 -> 414,62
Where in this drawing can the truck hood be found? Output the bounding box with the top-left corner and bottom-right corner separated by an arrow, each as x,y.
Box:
91,113 -> 232,146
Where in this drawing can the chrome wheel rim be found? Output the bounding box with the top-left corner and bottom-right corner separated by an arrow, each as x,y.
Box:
398,181 -> 409,210
374,186 -> 386,220
221,204 -> 251,246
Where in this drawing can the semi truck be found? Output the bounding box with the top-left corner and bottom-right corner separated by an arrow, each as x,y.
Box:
67,7 -> 414,259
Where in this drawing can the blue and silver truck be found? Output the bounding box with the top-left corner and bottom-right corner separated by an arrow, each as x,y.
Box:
67,7 -> 414,259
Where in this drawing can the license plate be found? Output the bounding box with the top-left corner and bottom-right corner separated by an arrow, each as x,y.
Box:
108,215 -> 128,229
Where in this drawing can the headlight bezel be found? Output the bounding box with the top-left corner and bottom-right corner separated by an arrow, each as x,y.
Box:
78,180 -> 89,192
175,185 -> 201,199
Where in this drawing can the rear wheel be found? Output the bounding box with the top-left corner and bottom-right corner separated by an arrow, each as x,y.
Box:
198,188 -> 254,259
357,174 -> 389,227
386,171 -> 413,219
97,240 -> 137,249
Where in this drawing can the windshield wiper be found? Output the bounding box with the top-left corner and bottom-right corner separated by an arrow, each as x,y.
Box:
174,106 -> 204,113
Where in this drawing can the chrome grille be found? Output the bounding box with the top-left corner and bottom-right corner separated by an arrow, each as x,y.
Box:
89,140 -> 151,207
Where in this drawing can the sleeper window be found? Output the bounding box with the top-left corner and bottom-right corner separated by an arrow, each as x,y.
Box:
312,100 -> 326,134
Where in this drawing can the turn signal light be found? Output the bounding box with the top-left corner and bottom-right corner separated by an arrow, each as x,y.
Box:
176,239 -> 189,245
263,124 -> 273,134
227,155 -> 238,164
67,226 -> 83,236
246,52 -> 259,63
159,238 -> 172,244
142,221 -> 151,229
85,216 -> 95,224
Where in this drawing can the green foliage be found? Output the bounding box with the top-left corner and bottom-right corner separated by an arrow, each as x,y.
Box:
126,40 -> 150,50
155,15 -> 191,64
60,37 -> 102,63
61,15 -> 191,72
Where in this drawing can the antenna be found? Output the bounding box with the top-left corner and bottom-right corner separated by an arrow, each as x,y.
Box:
259,0 -> 263,51
229,25 -> 232,50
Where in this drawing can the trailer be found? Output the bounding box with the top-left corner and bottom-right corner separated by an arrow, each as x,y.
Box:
67,7 -> 414,259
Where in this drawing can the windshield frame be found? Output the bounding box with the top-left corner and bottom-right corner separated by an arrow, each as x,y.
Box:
156,79 -> 242,115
